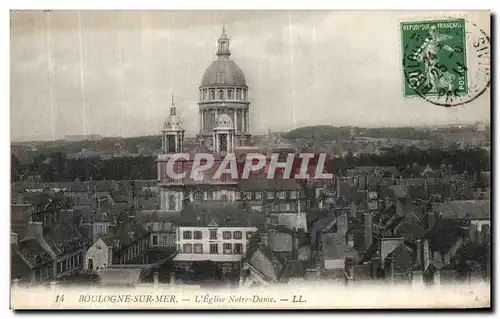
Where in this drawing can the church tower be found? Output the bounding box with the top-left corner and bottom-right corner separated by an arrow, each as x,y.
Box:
198,24 -> 251,148
161,95 -> 185,154
158,95 -> 185,213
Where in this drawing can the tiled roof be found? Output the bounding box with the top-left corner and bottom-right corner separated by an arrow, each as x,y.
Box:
101,223 -> 149,248
136,210 -> 181,224
16,238 -> 52,268
180,202 -> 264,227
11,204 -> 34,234
320,233 -> 358,260
238,175 -> 302,191
424,219 -> 469,253
433,200 -> 490,220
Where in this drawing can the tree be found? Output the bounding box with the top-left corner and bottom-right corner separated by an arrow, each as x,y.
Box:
11,153 -> 20,182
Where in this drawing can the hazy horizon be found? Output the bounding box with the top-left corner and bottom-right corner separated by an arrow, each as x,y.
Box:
11,11 -> 491,142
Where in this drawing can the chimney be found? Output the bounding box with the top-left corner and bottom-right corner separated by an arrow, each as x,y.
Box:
363,212 -> 373,250
337,213 -> 348,236
426,212 -> 436,230
396,200 -> 403,216
422,240 -> 430,271
350,203 -> 357,218
11,232 -> 19,246
347,233 -> 354,248
153,270 -> 159,287
170,272 -> 176,286
416,239 -> 422,268
433,270 -> 441,286
384,197 -> 391,210
26,222 -> 43,239
387,256 -> 395,283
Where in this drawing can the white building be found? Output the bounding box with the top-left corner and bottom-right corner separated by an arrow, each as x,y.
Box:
173,201 -> 263,272
176,223 -> 257,255
84,238 -> 112,271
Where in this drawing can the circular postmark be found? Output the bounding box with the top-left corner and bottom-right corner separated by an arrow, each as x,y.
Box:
402,19 -> 490,107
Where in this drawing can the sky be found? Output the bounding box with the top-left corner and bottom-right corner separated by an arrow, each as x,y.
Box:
10,10 -> 491,142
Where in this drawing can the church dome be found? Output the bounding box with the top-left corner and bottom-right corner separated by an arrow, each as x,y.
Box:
163,114 -> 183,131
201,60 -> 247,88
200,24 -> 247,88
162,96 -> 183,131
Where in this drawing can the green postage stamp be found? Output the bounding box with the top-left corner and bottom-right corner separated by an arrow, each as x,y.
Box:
401,18 -> 490,107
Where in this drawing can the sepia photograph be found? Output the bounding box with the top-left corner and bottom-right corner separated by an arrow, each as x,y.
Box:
9,9 -> 491,310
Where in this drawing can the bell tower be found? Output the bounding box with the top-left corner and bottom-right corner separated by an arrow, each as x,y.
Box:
161,95 -> 185,154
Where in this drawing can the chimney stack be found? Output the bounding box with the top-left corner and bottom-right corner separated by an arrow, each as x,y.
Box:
170,272 -> 176,286
426,212 -> 436,230
11,232 -> 19,246
422,240 -> 430,271
153,270 -> 159,287
387,256 -> 395,283
415,239 -> 422,268
363,212 -> 373,250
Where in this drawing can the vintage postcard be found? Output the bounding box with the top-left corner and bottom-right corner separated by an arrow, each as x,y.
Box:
10,10 -> 491,310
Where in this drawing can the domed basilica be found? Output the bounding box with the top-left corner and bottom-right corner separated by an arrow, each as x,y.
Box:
160,24 -> 251,154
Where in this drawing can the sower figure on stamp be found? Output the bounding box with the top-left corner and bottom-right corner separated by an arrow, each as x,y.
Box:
413,25 -> 457,93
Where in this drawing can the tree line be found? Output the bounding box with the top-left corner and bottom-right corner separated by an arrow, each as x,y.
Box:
11,146 -> 490,182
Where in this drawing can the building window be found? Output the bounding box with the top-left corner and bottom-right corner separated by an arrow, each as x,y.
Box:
290,190 -> 297,199
223,231 -> 232,240
152,235 -> 158,246
255,192 -> 262,200
246,231 -> 254,239
210,243 -> 218,254
267,191 -> 275,199
219,89 -> 224,100
183,231 -> 192,240
234,243 -> 243,254
221,173 -> 228,182
210,89 -> 215,100
246,191 -> 253,200
223,243 -> 232,254
183,244 -> 193,253
162,235 -> 168,246
194,244 -> 203,254
280,203 -> 286,210
236,89 -> 242,100
220,194 -> 228,201
273,203 -> 279,210
194,231 -> 202,240
194,192 -> 203,201
207,191 -> 213,200
233,231 -> 242,239
209,229 -> 217,240
168,194 -> 176,210
278,191 -> 286,199
228,89 -> 233,99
